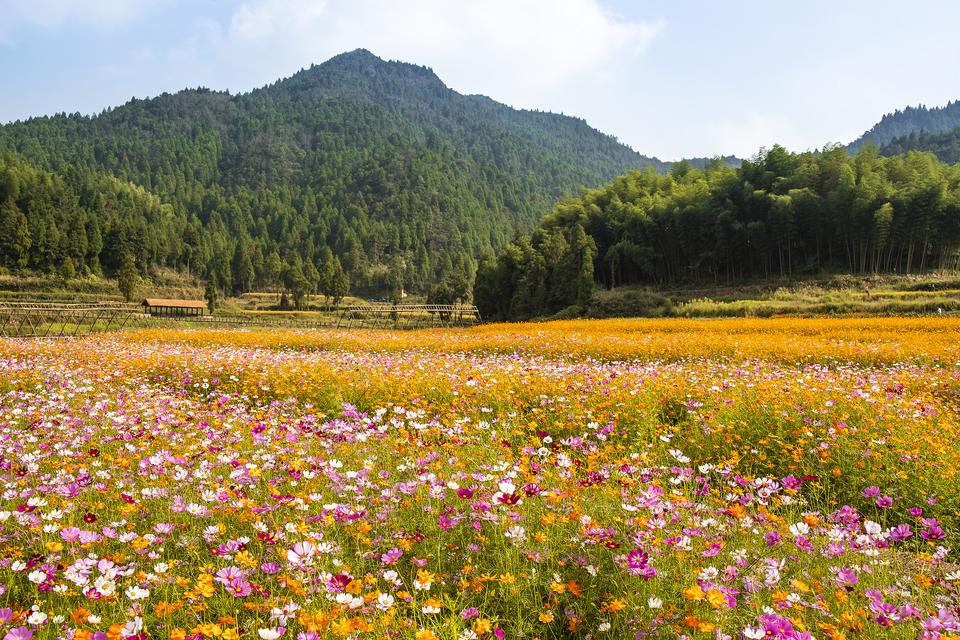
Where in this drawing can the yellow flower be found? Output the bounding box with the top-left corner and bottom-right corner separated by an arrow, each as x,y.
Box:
683,584 -> 705,601
235,550 -> 257,568
330,618 -> 353,637
415,630 -> 438,640
538,612 -> 554,623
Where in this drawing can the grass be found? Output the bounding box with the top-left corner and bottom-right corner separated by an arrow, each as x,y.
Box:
591,271 -> 960,318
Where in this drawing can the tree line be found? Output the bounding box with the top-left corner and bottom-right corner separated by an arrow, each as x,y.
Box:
475,145 -> 960,321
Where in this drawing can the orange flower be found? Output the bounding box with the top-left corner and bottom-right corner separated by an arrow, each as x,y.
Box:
472,618 -> 492,635
601,598 -> 627,613
683,584 -> 705,601
706,589 -> 727,609
70,608 -> 91,625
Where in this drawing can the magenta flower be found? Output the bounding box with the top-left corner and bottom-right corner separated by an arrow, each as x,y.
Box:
3,628 -> 32,640
875,495 -> 893,508
888,523 -> 912,542
380,548 -> 403,564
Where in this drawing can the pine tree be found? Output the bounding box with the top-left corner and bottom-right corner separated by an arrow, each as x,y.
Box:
117,254 -> 139,302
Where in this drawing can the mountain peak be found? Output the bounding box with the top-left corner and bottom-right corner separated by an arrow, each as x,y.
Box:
269,48 -> 447,99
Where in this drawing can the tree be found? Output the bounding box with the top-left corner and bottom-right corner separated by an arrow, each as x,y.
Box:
0,200 -> 31,269
117,253 -> 139,302
281,259 -> 312,310
265,250 -> 283,290
330,260 -> 350,306
204,277 -> 219,313
60,257 -> 76,282
231,241 -> 255,295
388,254 -> 406,303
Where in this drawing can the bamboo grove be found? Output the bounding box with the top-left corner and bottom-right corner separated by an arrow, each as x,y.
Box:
475,145 -> 960,320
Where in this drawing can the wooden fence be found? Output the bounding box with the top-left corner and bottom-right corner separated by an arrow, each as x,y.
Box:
0,302 -> 481,337
0,303 -> 138,338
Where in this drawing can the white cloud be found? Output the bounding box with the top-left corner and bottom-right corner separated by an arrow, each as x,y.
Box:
181,0 -> 664,110
0,0 -> 163,41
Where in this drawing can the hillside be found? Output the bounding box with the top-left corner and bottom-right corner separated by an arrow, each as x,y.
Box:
475,145 -> 960,321
847,100 -> 960,151
0,49 -> 663,297
879,125 -> 960,163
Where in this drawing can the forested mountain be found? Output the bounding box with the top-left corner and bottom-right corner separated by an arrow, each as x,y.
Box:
848,101 -> 960,151
880,126 -> 960,164
0,49 -> 664,300
476,147 -> 960,321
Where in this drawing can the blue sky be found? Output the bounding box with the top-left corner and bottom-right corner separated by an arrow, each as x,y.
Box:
2,0 -> 959,160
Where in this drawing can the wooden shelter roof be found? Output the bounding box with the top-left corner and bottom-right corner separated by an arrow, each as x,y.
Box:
142,298 -> 207,309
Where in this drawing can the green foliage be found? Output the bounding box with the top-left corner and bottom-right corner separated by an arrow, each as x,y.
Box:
0,50 -> 657,297
478,145 -> 960,320
586,288 -> 674,318
204,278 -> 219,313
881,125 -> 960,164
474,223 -> 596,321
849,100 -> 960,151
117,254 -> 139,302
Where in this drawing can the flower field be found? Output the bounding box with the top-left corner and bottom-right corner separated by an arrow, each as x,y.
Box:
0,318 -> 959,640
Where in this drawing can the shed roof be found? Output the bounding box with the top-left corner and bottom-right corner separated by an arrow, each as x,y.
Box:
142,298 -> 207,309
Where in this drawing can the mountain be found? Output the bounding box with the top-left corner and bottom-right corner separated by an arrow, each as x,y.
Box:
879,126 -> 960,163
0,48 -> 664,298
848,101 -> 960,151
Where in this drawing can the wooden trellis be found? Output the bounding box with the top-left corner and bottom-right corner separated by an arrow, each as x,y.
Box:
0,303 -> 139,338
0,302 -> 482,337
161,304 -> 483,330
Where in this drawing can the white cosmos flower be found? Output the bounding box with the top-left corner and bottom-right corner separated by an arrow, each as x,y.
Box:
27,611 -> 48,625
125,585 -> 150,600
94,576 -> 116,596
504,525 -> 526,541
286,541 -> 316,566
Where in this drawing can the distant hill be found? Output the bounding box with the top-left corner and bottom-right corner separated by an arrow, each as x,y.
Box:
878,126 -> 960,164
0,49 -> 666,296
848,101 -> 960,151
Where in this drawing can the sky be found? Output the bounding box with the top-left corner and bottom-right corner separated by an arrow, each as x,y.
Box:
2,0 -> 959,160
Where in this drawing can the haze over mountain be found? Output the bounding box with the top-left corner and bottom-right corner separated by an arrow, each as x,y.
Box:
0,49 -> 670,295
